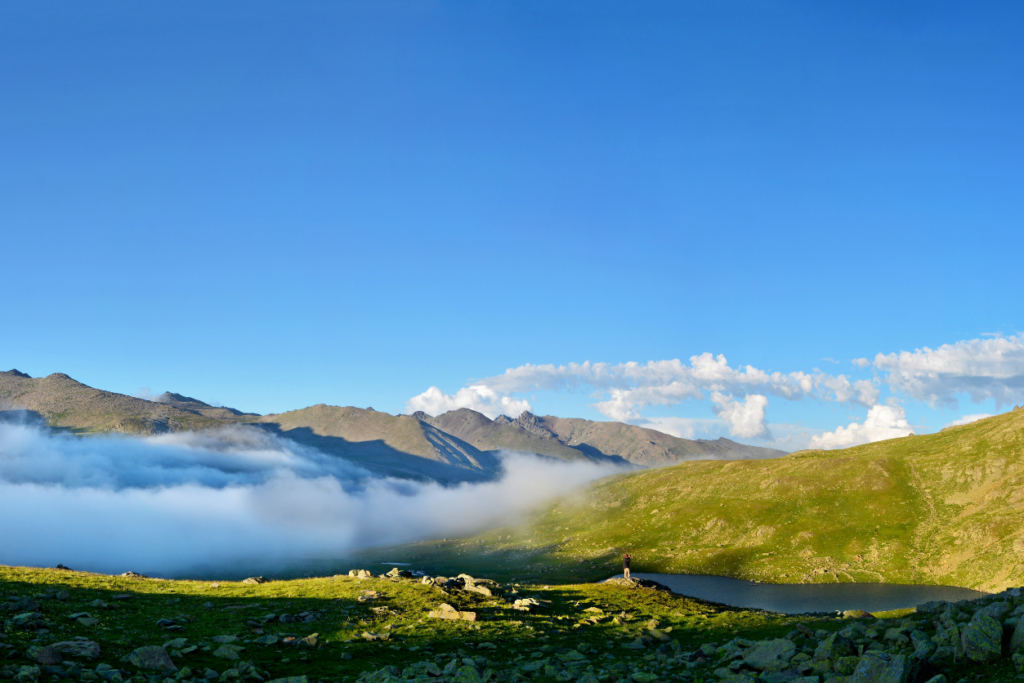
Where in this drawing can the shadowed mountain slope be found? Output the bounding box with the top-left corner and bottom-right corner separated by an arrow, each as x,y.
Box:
259,404 -> 501,481
371,408 -> 1024,591
413,409 -> 592,462
415,408 -> 785,466
155,392 -> 257,420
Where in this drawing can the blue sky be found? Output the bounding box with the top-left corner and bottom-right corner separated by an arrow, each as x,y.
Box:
2,1 -> 1023,450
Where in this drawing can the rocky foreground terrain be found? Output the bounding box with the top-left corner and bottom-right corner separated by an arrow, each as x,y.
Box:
3,565 -> 1024,683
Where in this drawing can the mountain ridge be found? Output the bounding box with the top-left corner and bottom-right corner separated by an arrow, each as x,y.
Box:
0,368 -> 787,481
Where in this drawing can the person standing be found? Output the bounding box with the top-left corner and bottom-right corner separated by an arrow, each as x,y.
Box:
623,553 -> 631,580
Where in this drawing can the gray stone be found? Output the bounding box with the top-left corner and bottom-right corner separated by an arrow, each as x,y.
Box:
211,636 -> 238,644
127,646 -> 177,673
960,614 -> 1002,662
51,640 -> 100,660
25,646 -> 62,665
11,612 -> 42,627
974,600 -> 1011,620
742,639 -> 796,672
452,667 -> 482,683
212,645 -> 243,660
813,632 -> 855,672
849,652 -> 913,683
1010,614 -> 1024,653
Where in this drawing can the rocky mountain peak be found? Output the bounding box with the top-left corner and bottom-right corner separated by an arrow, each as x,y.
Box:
157,392 -> 211,407
3,369 -> 30,378
514,411 -> 555,439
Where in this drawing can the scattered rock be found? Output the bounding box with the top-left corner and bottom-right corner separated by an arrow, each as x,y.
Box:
385,567 -> 413,579
211,636 -> 239,644
119,572 -> 148,579
743,638 -> 796,672
427,604 -> 477,622
960,614 -> 1002,662
213,645 -> 244,660
850,651 -> 914,683
25,647 -> 62,665
842,610 -> 874,619
127,646 -> 177,673
348,569 -> 372,579
241,577 -> 267,585
50,640 -> 100,660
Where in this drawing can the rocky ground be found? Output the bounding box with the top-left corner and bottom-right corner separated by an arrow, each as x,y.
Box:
2,565 -> 1023,683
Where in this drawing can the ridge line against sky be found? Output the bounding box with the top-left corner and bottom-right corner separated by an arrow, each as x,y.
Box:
407,333 -> 1024,451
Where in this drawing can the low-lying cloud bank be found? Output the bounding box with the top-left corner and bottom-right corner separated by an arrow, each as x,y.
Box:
0,423 -> 621,578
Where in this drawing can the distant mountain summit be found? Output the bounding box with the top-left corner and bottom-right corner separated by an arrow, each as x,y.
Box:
0,369 -> 786,481
415,408 -> 784,467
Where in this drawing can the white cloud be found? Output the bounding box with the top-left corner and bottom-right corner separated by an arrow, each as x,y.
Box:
852,358 -> 871,368
808,404 -> 914,450
943,413 -> 993,428
406,385 -> 532,419
874,334 -> 1024,408
711,392 -> 771,439
633,416 -> 722,440
0,423 -> 620,576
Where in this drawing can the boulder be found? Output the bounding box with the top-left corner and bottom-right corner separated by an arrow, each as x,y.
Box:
813,632 -> 856,672
974,601 -> 1011,620
348,569 -> 372,579
127,646 -> 177,673
842,610 -> 874,619
1010,613 -> 1024,653
849,652 -> 914,683
960,614 -> 1003,662
25,647 -> 62,665
3,598 -> 40,613
241,577 -> 267,585
742,639 -> 796,672
427,603 -> 477,622
213,645 -> 244,660
50,640 -> 100,660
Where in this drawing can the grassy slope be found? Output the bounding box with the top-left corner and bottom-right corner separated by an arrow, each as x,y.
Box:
0,372 -> 224,435
365,409 -> 1024,592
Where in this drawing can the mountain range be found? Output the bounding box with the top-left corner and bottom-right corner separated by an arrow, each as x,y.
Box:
0,368 -> 786,481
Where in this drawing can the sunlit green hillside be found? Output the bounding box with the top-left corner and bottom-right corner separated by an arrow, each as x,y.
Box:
369,408 -> 1024,591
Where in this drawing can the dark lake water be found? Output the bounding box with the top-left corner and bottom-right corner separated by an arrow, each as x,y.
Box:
616,573 -> 987,615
